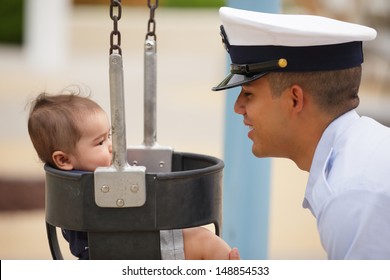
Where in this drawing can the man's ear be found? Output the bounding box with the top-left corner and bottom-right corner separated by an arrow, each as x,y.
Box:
289,84 -> 304,113
52,151 -> 74,170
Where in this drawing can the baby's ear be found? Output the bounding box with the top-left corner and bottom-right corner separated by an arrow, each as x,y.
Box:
52,151 -> 74,170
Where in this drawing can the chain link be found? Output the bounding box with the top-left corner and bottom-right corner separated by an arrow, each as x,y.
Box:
146,0 -> 158,40
110,0 -> 122,55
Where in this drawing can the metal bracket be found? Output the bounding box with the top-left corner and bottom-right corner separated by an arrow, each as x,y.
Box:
94,53 -> 147,208
125,38 -> 173,173
128,145 -> 173,173
94,165 -> 146,208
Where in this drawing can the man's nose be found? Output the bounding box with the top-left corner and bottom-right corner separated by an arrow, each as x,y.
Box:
234,91 -> 245,115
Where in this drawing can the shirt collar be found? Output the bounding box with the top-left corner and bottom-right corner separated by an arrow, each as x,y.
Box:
304,110 -> 360,208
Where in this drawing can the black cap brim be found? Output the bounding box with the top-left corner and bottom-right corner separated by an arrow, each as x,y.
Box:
212,72 -> 268,91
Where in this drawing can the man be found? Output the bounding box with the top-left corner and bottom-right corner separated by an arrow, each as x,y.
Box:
213,7 -> 390,259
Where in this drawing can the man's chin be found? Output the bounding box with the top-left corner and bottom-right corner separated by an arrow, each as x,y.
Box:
252,145 -> 269,158
252,146 -> 262,158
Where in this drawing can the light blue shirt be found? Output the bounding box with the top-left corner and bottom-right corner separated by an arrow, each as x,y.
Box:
303,110 -> 390,259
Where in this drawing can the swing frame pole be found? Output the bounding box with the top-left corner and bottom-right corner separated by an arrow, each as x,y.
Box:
223,0 -> 280,260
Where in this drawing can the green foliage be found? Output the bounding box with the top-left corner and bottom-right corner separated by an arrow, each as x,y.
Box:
0,0 -> 24,44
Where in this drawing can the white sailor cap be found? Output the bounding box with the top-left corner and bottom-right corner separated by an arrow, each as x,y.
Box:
212,7 -> 377,91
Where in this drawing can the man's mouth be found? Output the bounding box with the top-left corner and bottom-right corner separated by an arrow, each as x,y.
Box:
244,121 -> 254,131
244,122 -> 254,139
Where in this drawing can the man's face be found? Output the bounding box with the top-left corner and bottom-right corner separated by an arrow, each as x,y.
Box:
234,76 -> 290,158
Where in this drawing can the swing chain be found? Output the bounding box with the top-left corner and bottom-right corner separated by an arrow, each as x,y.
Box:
146,0 -> 158,40
110,0 -> 122,55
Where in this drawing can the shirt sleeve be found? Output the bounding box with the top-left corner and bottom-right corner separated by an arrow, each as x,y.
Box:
62,229 -> 89,260
317,189 -> 390,259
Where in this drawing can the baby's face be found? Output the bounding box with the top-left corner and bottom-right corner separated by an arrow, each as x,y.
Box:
71,110 -> 112,171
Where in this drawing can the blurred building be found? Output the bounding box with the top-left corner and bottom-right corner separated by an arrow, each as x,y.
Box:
284,0 -> 390,125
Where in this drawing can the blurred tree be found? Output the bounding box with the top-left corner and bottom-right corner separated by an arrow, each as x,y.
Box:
73,0 -> 224,7
0,0 -> 24,44
74,0 -> 147,5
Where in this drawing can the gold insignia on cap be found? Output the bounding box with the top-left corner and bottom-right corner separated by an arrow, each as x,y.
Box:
278,58 -> 288,68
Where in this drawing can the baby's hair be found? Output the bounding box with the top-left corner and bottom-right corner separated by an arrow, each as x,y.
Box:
28,86 -> 104,166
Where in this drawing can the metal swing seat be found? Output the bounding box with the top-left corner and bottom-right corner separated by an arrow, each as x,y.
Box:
44,0 -> 224,260
45,152 -> 223,260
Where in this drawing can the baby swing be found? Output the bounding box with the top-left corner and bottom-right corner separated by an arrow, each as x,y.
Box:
44,0 -> 224,259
